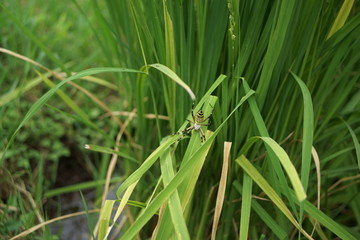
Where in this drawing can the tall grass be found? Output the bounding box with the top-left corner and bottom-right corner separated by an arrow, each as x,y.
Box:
1,0 -> 359,239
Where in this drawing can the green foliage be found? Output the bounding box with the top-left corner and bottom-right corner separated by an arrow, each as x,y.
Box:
1,0 -> 360,239
2,102 -> 70,169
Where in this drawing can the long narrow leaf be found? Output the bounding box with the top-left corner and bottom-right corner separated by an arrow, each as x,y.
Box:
327,0 -> 354,39
292,72 -> 314,192
119,132 -> 215,240
299,196 -> 357,240
236,155 -> 312,239
260,137 -> 306,201
159,148 -> 190,240
233,181 -> 288,240
98,200 -> 115,240
149,63 -> 196,101
341,119 -> 360,169
239,173 -> 252,240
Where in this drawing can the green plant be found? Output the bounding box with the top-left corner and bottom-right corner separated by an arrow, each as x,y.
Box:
1,0 -> 359,239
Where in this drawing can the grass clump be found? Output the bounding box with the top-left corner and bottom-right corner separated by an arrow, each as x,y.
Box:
1,0 -> 360,239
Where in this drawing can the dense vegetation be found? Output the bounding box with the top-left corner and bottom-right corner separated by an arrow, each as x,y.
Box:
1,0 -> 359,239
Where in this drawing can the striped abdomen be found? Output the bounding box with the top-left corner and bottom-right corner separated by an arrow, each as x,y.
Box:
195,110 -> 205,123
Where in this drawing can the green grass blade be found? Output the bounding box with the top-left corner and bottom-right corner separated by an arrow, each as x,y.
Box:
149,63 -> 196,101
39,71 -> 92,123
163,0 -> 176,70
129,1 -> 148,68
159,148 -> 190,240
327,0 -> 354,39
239,173 -> 252,240
116,198 -> 148,211
291,72 -> 314,192
79,75 -> 118,90
118,132 -> 215,240
115,134 -> 181,198
80,191 -> 95,240
294,194 -> 358,240
195,187 -> 216,240
256,0 -> 295,108
107,182 -> 138,237
44,177 -> 122,198
341,119 -> 360,169
84,144 -> 137,163
242,79 -> 301,212
233,181 -> 288,240
98,200 -> 115,240
235,155 -> 312,239
260,137 -> 306,202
